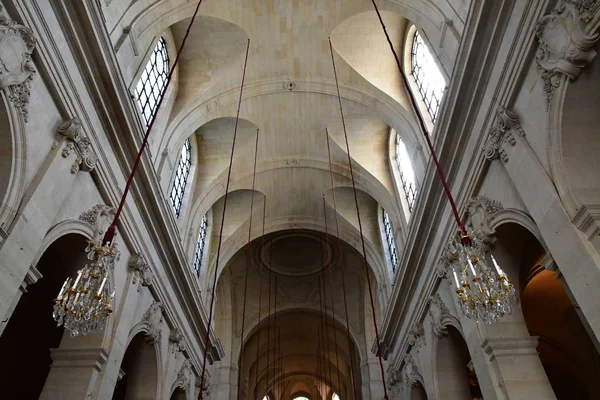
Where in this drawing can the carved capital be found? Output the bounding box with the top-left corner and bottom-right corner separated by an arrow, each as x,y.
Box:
142,301 -> 164,344
78,204 -> 116,244
53,118 -> 98,173
428,294 -> 449,338
128,253 -> 153,290
536,1 -> 600,108
483,106 -> 524,163
0,6 -> 37,122
169,327 -> 187,354
407,322 -> 425,349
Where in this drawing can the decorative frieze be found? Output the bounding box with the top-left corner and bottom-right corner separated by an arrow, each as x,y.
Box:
536,1 -> 600,108
483,106 -> 524,163
53,117 -> 98,173
0,6 -> 36,122
428,294 -> 449,338
142,301 -> 164,344
128,253 -> 153,290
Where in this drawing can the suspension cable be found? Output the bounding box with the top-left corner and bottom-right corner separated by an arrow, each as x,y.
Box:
328,38 -> 389,399
199,39 -> 251,400
369,0 -> 467,235
325,129 -> 358,400
237,129 -> 260,399
254,200 -> 267,400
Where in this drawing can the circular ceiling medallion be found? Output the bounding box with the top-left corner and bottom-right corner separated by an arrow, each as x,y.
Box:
254,230 -> 339,277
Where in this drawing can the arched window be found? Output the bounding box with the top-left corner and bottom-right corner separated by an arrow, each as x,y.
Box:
410,31 -> 445,123
294,397 -> 309,400
169,139 -> 191,217
135,37 -> 169,126
332,394 -> 340,400
193,214 -> 208,274
395,133 -> 417,212
383,209 -> 399,273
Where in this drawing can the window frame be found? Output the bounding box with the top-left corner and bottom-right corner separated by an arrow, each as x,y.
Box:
169,138 -> 192,217
135,37 -> 170,127
192,214 -> 208,275
395,133 -> 417,213
383,209 -> 399,274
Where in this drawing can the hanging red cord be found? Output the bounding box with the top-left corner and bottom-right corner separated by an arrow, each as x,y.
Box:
254,200 -> 267,400
102,0 -> 205,245
324,129 -> 358,400
328,38 -> 389,400
322,197 -> 342,393
198,38 -> 251,400
369,0 -> 468,238
237,129 -> 260,399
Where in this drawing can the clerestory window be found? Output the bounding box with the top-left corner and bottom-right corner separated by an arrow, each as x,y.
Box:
193,214 -> 208,275
383,209 -> 399,273
395,133 -> 417,213
169,139 -> 191,217
410,31 -> 445,123
135,37 -> 169,126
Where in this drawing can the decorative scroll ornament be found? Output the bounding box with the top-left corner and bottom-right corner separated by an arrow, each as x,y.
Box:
128,253 -> 153,290
535,1 -> 599,108
483,106 -> 524,163
427,294 -> 449,337
53,117 -> 98,173
407,322 -> 425,348
0,6 -> 37,121
387,368 -> 403,394
143,301 -> 164,344
466,195 -> 503,248
447,230 -> 518,324
79,204 -> 116,243
176,359 -> 192,391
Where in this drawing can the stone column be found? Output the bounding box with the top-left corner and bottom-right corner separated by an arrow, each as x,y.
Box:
483,106 -> 600,345
39,347 -> 109,400
0,117 -> 98,334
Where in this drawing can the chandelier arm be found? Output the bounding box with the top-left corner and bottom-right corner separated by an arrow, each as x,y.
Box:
328,37 -> 389,400
103,0 -> 206,244
198,38 -> 251,399
236,129 -> 260,400
368,0 -> 467,236
325,128 -> 358,400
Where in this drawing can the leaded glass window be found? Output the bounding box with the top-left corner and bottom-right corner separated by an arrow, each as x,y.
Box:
169,139 -> 191,216
135,37 -> 169,126
193,214 -> 208,274
383,209 -> 399,273
411,31 -> 445,123
395,133 -> 417,212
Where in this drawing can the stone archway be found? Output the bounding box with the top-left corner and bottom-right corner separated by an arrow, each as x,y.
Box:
112,332 -> 160,400
435,325 -> 474,400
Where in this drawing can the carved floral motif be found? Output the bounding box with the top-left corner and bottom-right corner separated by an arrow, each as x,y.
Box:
142,301 -> 164,344
407,322 -> 425,349
128,253 -> 153,290
0,6 -> 36,121
428,294 -> 449,338
78,204 -> 116,243
169,327 -> 187,354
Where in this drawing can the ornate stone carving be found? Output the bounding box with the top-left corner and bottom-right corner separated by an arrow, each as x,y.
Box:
78,204 -> 116,243
53,117 -> 98,173
169,327 -> 187,354
437,240 -> 459,280
128,253 -> 153,290
536,1 -> 599,108
387,367 -> 402,394
404,354 -> 423,388
142,301 -> 164,344
465,195 -> 504,248
483,106 -> 524,163
176,359 -> 192,391
428,294 -> 449,337
283,80 -> 297,91
0,6 -> 36,122
196,375 -> 211,398
407,322 -> 425,349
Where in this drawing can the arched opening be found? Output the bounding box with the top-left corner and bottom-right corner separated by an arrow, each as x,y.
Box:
0,233 -> 89,399
492,221 -> 600,399
112,332 -> 159,400
170,387 -> 187,400
0,93 -> 23,229
436,326 -> 480,399
410,381 -> 427,400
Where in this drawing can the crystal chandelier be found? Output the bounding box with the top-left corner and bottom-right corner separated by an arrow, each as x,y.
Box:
449,231 -> 518,324
53,239 -> 118,337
